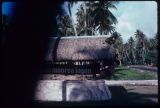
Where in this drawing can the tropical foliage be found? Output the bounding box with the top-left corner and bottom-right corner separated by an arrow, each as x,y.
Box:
67,1 -> 78,36
91,1 -> 117,35
54,1 -> 157,66
56,1 -> 117,36
57,15 -> 74,36
109,30 -> 158,66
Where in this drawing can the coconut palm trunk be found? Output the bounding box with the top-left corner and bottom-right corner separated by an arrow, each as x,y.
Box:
125,50 -> 130,64
68,3 -> 78,36
116,49 -> 122,66
132,49 -> 136,64
142,47 -> 147,65
83,1 -> 87,36
119,51 -> 123,66
91,28 -> 94,35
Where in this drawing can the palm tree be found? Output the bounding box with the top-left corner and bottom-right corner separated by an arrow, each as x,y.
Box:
57,15 -> 74,36
128,37 -> 135,47
148,35 -> 157,50
67,1 -> 78,36
106,32 -> 121,46
86,1 -> 96,35
83,1 -> 87,35
76,4 -> 85,35
121,44 -> 128,65
76,3 -> 95,36
147,35 -> 158,65
92,1 -> 118,35
75,1 -> 118,36
106,32 -> 123,65
134,29 -> 147,65
123,43 -> 132,65
127,36 -> 136,64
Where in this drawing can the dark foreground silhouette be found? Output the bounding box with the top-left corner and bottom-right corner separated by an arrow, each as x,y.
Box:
2,1 -> 63,107
1,1 -> 158,108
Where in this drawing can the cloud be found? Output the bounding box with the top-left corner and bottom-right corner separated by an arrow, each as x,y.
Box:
71,1 -> 157,43
113,1 -> 157,43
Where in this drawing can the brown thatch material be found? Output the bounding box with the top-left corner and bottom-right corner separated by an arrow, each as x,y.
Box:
45,36 -> 116,61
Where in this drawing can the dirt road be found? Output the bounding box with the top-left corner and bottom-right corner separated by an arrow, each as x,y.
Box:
108,85 -> 158,106
128,65 -> 158,72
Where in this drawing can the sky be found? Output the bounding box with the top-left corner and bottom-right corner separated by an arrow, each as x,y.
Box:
71,1 -> 157,43
2,1 -> 157,43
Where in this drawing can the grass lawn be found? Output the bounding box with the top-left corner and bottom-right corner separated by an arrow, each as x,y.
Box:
108,66 -> 157,80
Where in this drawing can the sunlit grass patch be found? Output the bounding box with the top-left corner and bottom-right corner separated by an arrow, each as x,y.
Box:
108,66 -> 157,80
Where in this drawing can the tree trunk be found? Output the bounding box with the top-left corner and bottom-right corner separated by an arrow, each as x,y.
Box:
132,49 -> 136,64
119,60 -> 122,66
125,50 -> 131,64
91,28 -> 94,35
84,2 -> 87,36
119,52 -> 122,66
141,48 -> 146,65
68,4 -> 77,36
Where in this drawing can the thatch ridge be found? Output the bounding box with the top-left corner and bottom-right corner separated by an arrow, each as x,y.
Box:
45,36 -> 116,61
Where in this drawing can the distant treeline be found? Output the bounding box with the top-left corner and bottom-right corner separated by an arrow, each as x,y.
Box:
107,30 -> 157,66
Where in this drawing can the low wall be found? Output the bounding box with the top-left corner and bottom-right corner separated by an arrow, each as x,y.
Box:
34,80 -> 112,102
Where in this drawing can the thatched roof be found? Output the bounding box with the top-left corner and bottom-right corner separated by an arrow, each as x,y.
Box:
45,36 -> 116,61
